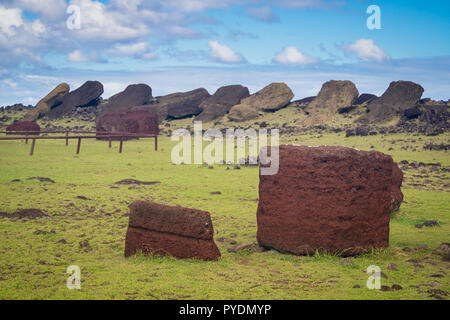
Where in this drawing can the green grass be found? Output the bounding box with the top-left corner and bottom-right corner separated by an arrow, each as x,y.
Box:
0,120 -> 449,300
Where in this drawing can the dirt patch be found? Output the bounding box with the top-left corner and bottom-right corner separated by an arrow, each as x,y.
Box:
114,179 -> 160,185
0,208 -> 47,220
26,177 -> 55,183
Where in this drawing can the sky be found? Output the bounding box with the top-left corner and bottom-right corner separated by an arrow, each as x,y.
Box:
0,0 -> 449,106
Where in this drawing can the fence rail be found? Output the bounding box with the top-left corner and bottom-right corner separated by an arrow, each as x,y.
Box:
0,130 -> 158,156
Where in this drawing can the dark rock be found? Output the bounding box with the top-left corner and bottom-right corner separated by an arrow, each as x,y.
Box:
228,82 -> 294,121
47,81 -> 104,119
23,83 -> 70,121
26,177 -> 55,183
257,145 -> 393,256
354,93 -> 377,105
305,80 -> 359,114
99,84 -> 152,115
196,85 -> 249,122
358,81 -> 424,123
114,179 -> 160,185
124,200 -> 221,260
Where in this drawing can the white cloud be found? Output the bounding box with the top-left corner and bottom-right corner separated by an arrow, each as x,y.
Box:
208,40 -> 244,63
0,5 -> 24,36
274,46 -> 319,65
341,38 -> 390,62
248,6 -> 279,22
67,50 -> 91,63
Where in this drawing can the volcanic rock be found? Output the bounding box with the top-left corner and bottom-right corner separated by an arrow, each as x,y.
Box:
227,103 -> 259,122
23,83 -> 70,121
6,121 -> 40,134
305,80 -> 359,114
358,81 -> 424,123
47,81 -> 104,119
196,85 -> 249,122
143,88 -> 210,121
98,84 -> 152,115
257,145 -> 394,256
228,83 -> 294,121
354,93 -> 377,105
124,200 -> 221,260
96,109 -> 159,140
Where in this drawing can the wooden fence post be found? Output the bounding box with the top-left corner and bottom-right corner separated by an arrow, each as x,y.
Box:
119,138 -> 123,153
65,131 -> 69,146
76,137 -> 81,154
108,137 -> 112,148
155,136 -> 158,151
29,138 -> 36,156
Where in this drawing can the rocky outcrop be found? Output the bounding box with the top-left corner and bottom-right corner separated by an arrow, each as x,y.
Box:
354,93 -> 377,105
124,201 -> 221,260
227,82 -> 293,121
228,103 -> 259,122
23,83 -> 70,121
357,81 -> 424,123
196,85 -> 249,122
305,80 -> 359,114
96,109 -> 158,140
6,121 -> 40,134
47,81 -> 104,119
257,145 -> 394,256
391,163 -> 404,212
145,88 -> 210,121
98,84 -> 152,115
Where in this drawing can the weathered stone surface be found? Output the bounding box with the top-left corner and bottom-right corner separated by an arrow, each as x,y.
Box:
227,103 -> 259,122
196,85 -> 249,122
257,145 -> 393,256
391,162 -> 404,212
23,83 -> 70,121
305,80 -> 359,114
244,82 -> 294,111
124,200 -> 221,260
99,84 -> 152,115
47,81 -> 104,119
354,93 -> 377,105
96,109 -> 159,140
358,81 -> 424,123
6,121 -> 40,134
150,88 -> 210,120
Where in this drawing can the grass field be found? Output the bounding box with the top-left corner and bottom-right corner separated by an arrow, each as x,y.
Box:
0,114 -> 449,299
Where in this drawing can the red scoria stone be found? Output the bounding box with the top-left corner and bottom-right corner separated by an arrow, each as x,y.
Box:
96,109 -> 158,140
257,145 -> 395,256
124,201 -> 221,261
6,121 -> 40,134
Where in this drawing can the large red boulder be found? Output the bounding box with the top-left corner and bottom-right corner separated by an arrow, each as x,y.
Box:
257,145 -> 394,256
391,162 -> 404,212
6,121 -> 40,134
124,201 -> 221,261
96,109 -> 158,140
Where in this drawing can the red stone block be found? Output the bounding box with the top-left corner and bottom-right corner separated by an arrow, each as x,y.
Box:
125,201 -> 221,261
257,145 -> 394,256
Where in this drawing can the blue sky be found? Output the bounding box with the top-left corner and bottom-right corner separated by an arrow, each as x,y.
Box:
0,0 -> 449,106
